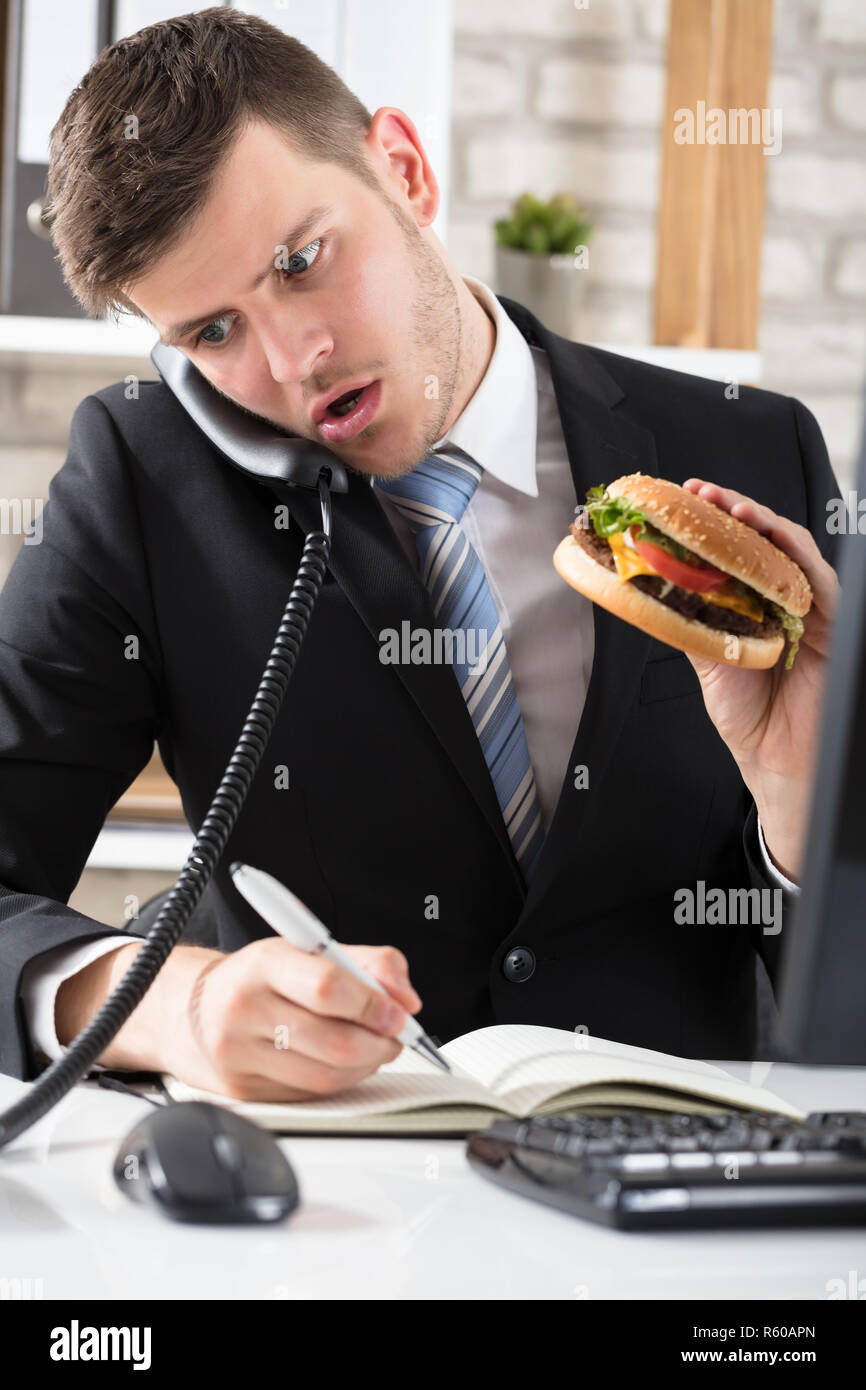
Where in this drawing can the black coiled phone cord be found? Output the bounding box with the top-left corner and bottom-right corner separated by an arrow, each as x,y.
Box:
0,479 -> 333,1149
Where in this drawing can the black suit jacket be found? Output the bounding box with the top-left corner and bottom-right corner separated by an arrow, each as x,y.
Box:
0,296 -> 841,1079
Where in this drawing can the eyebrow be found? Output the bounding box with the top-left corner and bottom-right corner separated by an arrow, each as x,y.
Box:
159,203 -> 334,346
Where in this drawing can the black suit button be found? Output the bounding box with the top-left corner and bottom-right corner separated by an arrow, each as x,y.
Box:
502,947 -> 535,982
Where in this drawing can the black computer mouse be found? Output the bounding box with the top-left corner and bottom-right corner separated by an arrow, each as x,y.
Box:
113,1100 -> 300,1223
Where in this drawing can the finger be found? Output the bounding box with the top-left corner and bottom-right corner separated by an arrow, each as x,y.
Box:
343,943 -> 423,1013
682,479 -> 839,617
256,990 -> 406,1072
265,943 -> 410,1037
683,478 -> 787,536
684,479 -> 808,557
684,650 -> 719,678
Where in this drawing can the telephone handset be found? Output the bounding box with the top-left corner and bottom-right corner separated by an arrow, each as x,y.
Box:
0,340 -> 349,1151
149,340 -> 349,495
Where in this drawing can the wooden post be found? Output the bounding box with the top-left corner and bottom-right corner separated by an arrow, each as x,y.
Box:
654,0 -> 775,350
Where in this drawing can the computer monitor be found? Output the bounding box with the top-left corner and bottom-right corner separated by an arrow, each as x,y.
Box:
777,409 -> 866,1064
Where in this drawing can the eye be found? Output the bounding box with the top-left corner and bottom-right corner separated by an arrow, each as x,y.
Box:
192,237 -> 325,350
195,314 -> 235,348
281,236 -> 323,276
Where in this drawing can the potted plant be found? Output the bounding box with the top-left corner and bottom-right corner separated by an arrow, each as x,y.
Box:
494,192 -> 594,338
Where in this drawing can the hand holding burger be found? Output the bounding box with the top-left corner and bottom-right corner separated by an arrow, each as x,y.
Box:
554,473 -> 841,881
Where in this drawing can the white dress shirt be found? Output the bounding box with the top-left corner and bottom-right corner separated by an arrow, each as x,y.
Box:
18,275 -> 797,1069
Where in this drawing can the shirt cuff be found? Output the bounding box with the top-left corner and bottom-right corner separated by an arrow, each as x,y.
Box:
756,812 -> 801,895
18,937 -> 138,1073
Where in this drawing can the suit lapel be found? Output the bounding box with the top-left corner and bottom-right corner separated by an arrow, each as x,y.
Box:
496,297 -> 659,902
280,467 -> 528,901
280,296 -> 659,906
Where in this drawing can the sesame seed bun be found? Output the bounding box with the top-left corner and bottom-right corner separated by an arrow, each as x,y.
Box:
552,531 -> 785,668
606,474 -> 812,617
552,474 -> 812,670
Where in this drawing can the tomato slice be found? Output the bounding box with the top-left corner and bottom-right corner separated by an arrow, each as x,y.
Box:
628,525 -> 730,593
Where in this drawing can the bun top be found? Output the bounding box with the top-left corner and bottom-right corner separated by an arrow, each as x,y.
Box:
606,473 -> 812,617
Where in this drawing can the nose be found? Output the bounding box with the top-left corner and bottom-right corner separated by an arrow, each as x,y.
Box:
257,314 -> 334,392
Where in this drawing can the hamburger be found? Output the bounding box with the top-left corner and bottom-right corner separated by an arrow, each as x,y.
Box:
553,473 -> 811,670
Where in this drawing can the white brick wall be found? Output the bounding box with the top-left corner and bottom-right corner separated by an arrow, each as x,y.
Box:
452,53 -> 523,119
535,58 -> 665,126
834,240 -> 866,296
583,224 -> 657,289
449,0 -> 866,487
763,0 -> 866,486
761,236 -> 821,300
829,73 -> 866,132
769,154 -> 866,218
769,69 -> 820,135
455,0 -> 635,41
465,135 -> 660,206
817,0 -> 866,44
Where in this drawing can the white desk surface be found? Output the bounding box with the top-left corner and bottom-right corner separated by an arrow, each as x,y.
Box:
1,1062 -> 864,1301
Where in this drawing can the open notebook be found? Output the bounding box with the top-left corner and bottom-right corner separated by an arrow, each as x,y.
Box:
160,1025 -> 804,1136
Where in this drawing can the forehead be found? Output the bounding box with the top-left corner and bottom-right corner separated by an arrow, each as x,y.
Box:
124,121 -> 353,333
207,118 -> 327,204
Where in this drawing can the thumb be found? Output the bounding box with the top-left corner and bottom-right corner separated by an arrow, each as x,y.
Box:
341,943 -> 423,1015
685,651 -> 719,681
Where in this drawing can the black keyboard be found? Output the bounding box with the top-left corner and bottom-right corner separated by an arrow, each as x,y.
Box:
465,1110 -> 866,1229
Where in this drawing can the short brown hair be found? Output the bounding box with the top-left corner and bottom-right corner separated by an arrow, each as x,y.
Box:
43,7 -> 380,322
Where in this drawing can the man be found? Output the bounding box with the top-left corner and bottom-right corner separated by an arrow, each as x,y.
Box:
0,11 -> 840,1099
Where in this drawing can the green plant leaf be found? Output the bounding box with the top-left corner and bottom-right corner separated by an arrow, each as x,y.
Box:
497,192 -> 594,254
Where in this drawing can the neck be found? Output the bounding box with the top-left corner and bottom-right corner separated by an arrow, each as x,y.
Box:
439,277 -> 496,437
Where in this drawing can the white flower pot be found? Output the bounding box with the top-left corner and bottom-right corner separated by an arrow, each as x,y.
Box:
494,243 -> 590,339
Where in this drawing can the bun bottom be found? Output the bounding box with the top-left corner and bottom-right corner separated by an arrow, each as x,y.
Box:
553,536 -> 784,669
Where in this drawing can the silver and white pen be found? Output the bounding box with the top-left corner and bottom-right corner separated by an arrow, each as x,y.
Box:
229,861 -> 451,1073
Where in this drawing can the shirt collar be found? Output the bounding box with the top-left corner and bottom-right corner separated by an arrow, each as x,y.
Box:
431,275 -> 539,499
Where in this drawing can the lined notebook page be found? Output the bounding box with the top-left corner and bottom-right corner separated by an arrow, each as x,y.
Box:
162,1045 -> 498,1122
161,1024 -> 802,1123
443,1026 -> 803,1119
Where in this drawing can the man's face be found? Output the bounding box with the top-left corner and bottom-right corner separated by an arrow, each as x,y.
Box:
125,115 -> 465,479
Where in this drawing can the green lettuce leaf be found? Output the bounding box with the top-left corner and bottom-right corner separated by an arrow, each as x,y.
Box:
767,601 -> 805,670
583,487 -> 707,564
583,487 -> 802,668
583,485 -> 649,538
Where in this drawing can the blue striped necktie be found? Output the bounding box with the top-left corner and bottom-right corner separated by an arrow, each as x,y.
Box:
375,448 -> 544,883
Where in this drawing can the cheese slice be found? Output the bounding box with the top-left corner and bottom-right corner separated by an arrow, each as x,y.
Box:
608,531 -> 657,582
703,588 -> 764,622
606,533 -> 764,622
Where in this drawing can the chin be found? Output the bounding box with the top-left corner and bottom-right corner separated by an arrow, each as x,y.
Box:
350,438 -> 422,480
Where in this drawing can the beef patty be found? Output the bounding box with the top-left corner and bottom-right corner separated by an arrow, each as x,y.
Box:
569,519 -> 783,640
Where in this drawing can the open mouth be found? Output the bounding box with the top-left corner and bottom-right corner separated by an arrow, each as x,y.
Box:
328,388 -> 364,416
316,380 -> 382,443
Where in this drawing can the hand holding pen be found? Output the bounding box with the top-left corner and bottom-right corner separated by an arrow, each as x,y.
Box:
230,863 -> 451,1074
152,868 -> 443,1104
